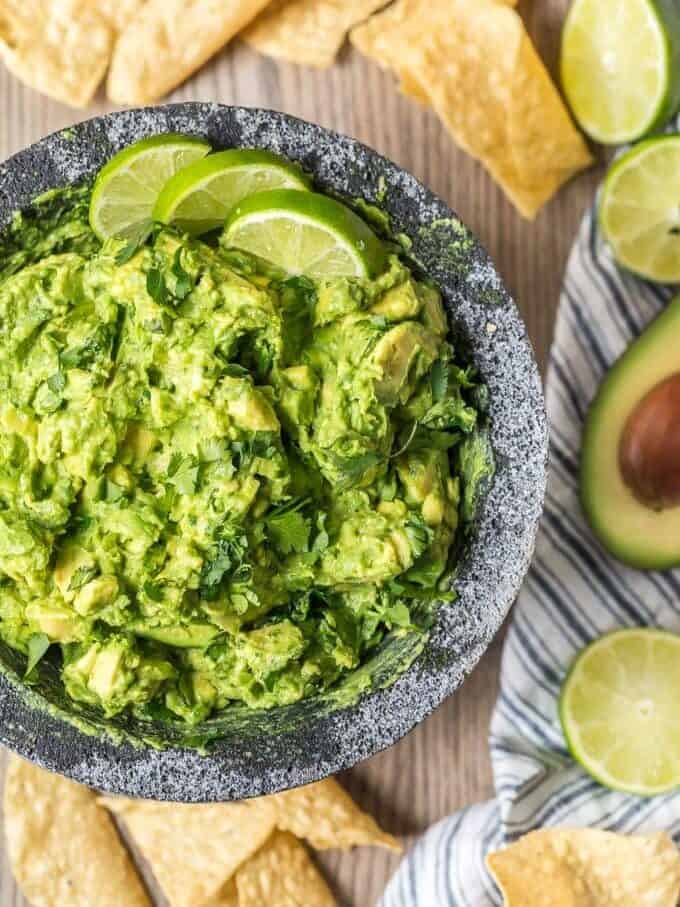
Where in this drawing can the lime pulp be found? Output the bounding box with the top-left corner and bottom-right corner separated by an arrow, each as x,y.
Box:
223,189 -> 387,279
89,133 -> 211,240
561,0 -> 680,144
153,148 -> 311,235
599,136 -> 680,282
560,628 -> 680,796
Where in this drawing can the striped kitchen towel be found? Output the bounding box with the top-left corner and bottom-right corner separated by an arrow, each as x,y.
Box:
379,196 -> 680,906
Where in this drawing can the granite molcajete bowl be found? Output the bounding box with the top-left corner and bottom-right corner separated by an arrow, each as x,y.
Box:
0,104 -> 547,801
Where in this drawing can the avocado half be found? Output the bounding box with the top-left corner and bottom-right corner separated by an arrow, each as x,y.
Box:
581,295 -> 680,569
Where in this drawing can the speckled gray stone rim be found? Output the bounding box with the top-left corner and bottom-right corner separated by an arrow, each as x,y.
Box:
0,104 -> 548,801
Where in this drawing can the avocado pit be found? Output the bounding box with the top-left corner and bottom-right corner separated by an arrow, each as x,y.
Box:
619,373 -> 680,510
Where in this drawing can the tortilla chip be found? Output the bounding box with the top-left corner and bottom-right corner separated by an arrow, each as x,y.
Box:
205,879 -> 240,907
3,757 -> 151,907
487,828 -> 680,907
364,0 -> 592,218
97,0 -> 145,32
99,795 -> 278,907
0,0 -> 114,108
272,778 -> 400,851
235,831 -> 337,906
243,0 -> 388,68
351,0 -> 425,72
108,0 -> 273,105
351,0 -> 516,75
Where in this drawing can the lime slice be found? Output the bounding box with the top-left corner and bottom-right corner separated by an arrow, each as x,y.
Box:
599,136 -> 680,282
560,628 -> 680,796
561,0 -> 680,144
89,134 -> 211,240
153,149 -> 311,235
223,189 -> 387,279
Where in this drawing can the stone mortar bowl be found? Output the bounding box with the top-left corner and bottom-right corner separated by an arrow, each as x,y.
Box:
0,104 -> 547,801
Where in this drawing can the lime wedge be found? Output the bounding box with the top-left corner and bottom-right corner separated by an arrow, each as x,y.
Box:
223,189 -> 387,278
561,0 -> 680,144
560,628 -> 680,796
153,149 -> 310,235
89,134 -> 211,240
599,136 -> 680,282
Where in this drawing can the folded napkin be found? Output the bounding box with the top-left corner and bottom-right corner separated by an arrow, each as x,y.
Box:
379,195 -> 680,906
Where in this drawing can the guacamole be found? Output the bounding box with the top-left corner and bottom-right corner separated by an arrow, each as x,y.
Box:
0,184 -> 488,725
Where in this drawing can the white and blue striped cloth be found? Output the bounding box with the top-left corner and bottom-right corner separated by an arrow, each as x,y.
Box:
379,198 -> 680,906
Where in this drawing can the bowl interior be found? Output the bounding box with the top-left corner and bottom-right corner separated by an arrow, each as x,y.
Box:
0,104 -> 547,800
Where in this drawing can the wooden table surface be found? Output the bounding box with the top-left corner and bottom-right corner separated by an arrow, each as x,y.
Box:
0,2 -> 605,904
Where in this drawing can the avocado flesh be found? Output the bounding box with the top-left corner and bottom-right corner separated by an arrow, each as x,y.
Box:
132,623 -> 221,648
581,294 -> 680,569
0,184 -> 489,724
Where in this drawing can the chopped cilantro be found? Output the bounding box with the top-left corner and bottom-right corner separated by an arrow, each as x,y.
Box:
430,356 -> 449,401
47,371 -> 66,395
267,509 -> 311,555
144,582 -> 164,603
25,633 -> 50,678
115,222 -> 153,265
146,266 -> 169,306
171,247 -> 194,300
166,454 -> 199,495
199,529 -> 249,600
68,565 -> 98,592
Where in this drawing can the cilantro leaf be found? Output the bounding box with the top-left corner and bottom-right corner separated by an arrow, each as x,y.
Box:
277,275 -> 316,365
430,357 -> 449,402
335,452 -> 381,489
146,266 -> 169,306
458,430 -> 494,523
144,581 -> 164,603
25,633 -> 50,678
199,530 -> 249,599
230,434 -> 278,471
47,371 -> 66,395
68,565 -> 98,592
171,247 -> 194,300
167,451 -> 184,477
406,427 -> 461,453
421,393 -> 477,433
222,363 -> 250,379
385,602 -> 411,628
71,514 -> 92,532
167,454 -> 199,495
266,509 -> 311,555
115,222 -> 153,265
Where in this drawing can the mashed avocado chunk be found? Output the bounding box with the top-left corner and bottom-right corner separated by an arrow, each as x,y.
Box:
0,185 -> 488,725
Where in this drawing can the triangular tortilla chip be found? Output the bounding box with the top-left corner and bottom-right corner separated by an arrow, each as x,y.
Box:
0,0 -> 113,107
352,0 -> 591,217
244,0 -> 388,68
4,757 -> 151,907
272,778 -> 400,851
487,828 -> 680,907
235,831 -> 337,906
108,0 -> 273,105
99,795 -> 278,907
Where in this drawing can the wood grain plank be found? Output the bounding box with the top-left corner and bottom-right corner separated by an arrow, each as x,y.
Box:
0,2 -> 606,903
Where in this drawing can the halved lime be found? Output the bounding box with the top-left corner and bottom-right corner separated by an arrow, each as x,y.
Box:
89,134 -> 211,240
560,628 -> 680,796
561,0 -> 680,144
153,149 -> 311,235
223,189 -> 387,278
599,136 -> 680,282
